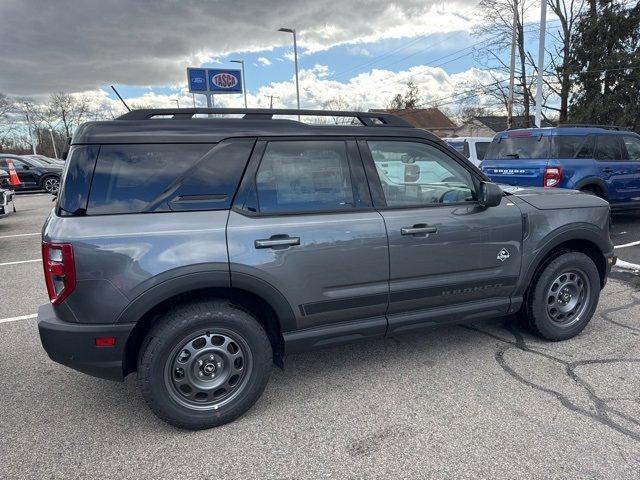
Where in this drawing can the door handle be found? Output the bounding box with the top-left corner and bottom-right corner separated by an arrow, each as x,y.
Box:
401,224 -> 438,236
254,235 -> 300,249
601,167 -> 614,174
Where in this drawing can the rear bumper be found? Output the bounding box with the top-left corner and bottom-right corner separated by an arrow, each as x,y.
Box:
37,303 -> 135,381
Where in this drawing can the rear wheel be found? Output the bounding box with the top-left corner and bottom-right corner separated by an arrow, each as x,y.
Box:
521,251 -> 600,340
41,175 -> 60,194
138,300 -> 272,430
579,185 -> 604,199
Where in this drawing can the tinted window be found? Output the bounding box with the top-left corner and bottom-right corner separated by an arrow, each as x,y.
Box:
485,136 -> 551,159
594,136 -> 623,161
555,135 -> 595,159
475,141 -> 490,160
162,139 -> 255,211
368,141 -> 475,207
623,135 -> 640,161
255,141 -> 354,213
57,145 -> 99,216
88,144 -> 213,215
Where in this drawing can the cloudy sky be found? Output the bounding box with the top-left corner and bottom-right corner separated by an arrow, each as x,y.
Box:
0,0 -> 550,112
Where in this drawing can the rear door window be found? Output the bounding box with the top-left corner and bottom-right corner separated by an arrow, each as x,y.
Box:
622,135 -> 640,161
254,140 -> 355,213
554,135 -> 595,159
594,136 -> 623,161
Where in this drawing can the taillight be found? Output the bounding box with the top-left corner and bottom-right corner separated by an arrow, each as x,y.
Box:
42,242 -> 76,305
543,167 -> 562,187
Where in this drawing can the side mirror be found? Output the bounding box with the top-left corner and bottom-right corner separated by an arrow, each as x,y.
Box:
479,181 -> 503,208
22,164 -> 30,170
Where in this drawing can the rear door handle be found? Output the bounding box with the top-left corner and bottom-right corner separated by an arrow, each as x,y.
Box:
601,168 -> 614,173
254,235 -> 300,249
401,224 -> 438,236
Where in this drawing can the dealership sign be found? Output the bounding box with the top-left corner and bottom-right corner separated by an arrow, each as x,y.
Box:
187,68 -> 242,94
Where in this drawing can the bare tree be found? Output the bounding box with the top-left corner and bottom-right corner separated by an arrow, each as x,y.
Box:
388,81 -> 421,109
48,92 -> 90,137
474,0 -> 534,123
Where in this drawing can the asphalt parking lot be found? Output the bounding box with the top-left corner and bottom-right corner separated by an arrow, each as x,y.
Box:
1,193 -> 639,480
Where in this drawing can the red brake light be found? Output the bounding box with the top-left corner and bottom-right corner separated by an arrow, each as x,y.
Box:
42,242 -> 76,305
543,167 -> 562,187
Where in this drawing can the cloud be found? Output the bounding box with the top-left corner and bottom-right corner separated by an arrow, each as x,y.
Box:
347,46 -> 371,57
257,57 -> 272,66
0,0 -> 479,95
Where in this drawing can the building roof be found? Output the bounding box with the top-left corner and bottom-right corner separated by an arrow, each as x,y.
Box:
370,108 -> 456,130
474,115 -> 554,132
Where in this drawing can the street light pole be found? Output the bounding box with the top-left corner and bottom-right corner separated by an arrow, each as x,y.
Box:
535,0 -> 547,128
173,99 -> 180,108
230,60 -> 248,108
278,27 -> 301,119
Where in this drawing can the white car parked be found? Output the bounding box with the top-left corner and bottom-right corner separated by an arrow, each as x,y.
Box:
443,137 -> 493,167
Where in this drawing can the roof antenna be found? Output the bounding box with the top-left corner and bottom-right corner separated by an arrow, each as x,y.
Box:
110,85 -> 131,112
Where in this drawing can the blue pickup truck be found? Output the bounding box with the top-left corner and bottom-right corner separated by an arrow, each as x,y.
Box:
481,126 -> 640,211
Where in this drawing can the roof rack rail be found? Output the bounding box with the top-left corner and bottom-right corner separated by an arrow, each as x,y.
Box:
116,108 -> 414,127
557,124 -> 628,131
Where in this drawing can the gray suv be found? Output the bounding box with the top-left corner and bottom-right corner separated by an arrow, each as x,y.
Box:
38,108 -> 616,429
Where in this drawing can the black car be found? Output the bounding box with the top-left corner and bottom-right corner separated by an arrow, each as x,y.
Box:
0,154 -> 63,193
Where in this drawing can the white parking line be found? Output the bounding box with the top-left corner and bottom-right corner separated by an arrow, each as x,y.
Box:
0,259 -> 40,267
0,313 -> 37,324
0,232 -> 40,239
614,240 -> 640,249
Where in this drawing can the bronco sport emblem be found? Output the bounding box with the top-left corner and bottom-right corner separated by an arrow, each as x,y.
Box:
497,248 -> 510,262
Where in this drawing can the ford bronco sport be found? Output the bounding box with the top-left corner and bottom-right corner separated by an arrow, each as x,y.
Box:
38,108 -> 616,429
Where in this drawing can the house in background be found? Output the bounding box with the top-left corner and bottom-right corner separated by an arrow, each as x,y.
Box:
454,115 -> 555,137
370,108 -> 457,138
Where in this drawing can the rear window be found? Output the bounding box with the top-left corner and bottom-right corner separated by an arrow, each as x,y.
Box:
84,139 -> 253,215
485,136 -> 551,159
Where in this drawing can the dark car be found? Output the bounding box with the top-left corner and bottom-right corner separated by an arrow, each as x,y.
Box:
38,108 -> 615,430
0,154 -> 63,193
480,126 -> 640,211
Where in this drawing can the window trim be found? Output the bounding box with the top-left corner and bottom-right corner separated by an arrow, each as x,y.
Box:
357,137 -> 484,211
232,136 -> 374,218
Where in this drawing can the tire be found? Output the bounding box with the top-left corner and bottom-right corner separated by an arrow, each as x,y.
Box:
521,251 -> 601,341
579,185 -> 603,199
41,175 -> 60,194
137,300 -> 273,430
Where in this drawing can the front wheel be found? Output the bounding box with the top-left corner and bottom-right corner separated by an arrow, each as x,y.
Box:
138,300 -> 273,430
521,251 -> 601,341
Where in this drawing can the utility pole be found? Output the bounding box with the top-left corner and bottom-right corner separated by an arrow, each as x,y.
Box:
534,0 -> 547,128
49,129 -> 58,158
507,0 -> 519,129
265,95 -> 280,108
25,111 -> 37,154
192,93 -> 196,108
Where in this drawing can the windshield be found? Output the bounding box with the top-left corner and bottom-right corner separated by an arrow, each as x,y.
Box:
485,136 -> 551,159
22,157 -> 45,167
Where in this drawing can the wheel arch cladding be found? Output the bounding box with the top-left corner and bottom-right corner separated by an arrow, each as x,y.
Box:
521,234 -> 608,299
122,276 -> 294,376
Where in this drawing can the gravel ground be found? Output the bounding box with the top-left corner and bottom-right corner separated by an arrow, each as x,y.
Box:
1,193 -> 639,480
